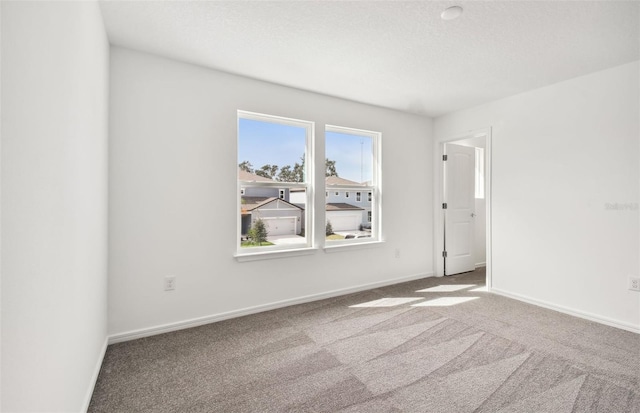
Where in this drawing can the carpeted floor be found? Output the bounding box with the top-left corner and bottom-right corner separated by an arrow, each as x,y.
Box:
89,268 -> 640,412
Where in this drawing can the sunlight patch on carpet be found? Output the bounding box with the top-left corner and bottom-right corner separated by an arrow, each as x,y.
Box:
349,297 -> 425,308
411,297 -> 479,307
416,284 -> 477,292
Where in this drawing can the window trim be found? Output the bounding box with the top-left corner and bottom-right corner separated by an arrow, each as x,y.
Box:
236,111 -> 315,258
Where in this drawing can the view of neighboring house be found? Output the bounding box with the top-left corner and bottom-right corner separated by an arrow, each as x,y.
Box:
290,176 -> 372,232
240,170 -> 371,238
239,169 -> 303,237
324,175 -> 371,231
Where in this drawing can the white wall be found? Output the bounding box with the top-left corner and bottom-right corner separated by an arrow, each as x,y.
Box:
1,2 -> 109,411
435,61 -> 640,331
108,47 -> 433,338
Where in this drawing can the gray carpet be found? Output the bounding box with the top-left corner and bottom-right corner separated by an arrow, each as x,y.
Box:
89,268 -> 640,412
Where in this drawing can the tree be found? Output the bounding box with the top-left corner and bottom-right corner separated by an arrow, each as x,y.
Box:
238,155 -> 337,182
326,220 -> 334,236
325,158 -> 339,177
277,165 -> 296,182
238,161 -> 254,173
255,164 -> 279,179
248,218 -> 268,246
292,154 -> 305,183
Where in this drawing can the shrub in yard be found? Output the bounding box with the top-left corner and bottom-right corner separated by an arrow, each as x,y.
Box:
326,221 -> 334,236
248,218 -> 268,246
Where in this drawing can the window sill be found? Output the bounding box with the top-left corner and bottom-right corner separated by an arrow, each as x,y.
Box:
235,247 -> 318,262
324,240 -> 385,253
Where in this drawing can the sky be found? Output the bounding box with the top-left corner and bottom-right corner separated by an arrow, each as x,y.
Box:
238,118 -> 373,183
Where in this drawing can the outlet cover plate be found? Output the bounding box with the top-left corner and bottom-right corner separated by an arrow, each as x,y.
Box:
165,276 -> 176,291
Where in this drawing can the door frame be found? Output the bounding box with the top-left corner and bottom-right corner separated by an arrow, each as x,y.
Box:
434,128 -> 492,289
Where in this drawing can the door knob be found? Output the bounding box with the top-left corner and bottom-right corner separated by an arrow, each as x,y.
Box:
471,213 -> 476,217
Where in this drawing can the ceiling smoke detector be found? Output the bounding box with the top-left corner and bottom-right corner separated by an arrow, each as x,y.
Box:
441,6 -> 463,21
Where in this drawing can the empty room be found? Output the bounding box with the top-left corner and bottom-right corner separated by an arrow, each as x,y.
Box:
1,1 -> 639,412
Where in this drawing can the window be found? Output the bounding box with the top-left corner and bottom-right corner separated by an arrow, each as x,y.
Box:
325,125 -> 381,243
237,111 -> 313,254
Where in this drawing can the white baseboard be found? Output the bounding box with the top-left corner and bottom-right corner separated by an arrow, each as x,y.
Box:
82,336 -> 108,412
475,262 -> 486,268
491,288 -> 640,334
109,272 -> 435,344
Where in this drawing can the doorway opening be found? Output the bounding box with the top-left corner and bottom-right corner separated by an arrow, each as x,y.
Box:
434,129 -> 492,288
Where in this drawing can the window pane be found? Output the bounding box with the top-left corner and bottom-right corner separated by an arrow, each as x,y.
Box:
238,118 -> 307,182
237,112 -> 312,253
325,127 -> 379,242
326,131 -> 373,185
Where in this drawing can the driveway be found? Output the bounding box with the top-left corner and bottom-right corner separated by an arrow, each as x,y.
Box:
268,235 -> 306,245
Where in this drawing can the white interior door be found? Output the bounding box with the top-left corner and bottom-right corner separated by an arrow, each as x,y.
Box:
444,143 -> 476,275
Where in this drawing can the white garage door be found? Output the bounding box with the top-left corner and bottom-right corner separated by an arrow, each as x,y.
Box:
263,217 -> 296,236
327,213 -> 361,231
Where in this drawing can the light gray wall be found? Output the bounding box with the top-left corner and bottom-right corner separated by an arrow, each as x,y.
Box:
1,1 -> 109,411
435,61 -> 640,331
108,47 -> 434,338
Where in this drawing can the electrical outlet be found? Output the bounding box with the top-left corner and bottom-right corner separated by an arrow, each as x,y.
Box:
395,248 -> 400,259
164,276 -> 176,291
629,277 -> 640,292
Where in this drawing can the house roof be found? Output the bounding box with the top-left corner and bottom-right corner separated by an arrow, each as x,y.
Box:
241,196 -> 303,212
325,176 -> 365,186
326,203 -> 364,211
242,197 -> 363,212
238,169 -> 273,182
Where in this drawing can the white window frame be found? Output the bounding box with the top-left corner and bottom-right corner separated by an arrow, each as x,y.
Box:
278,189 -> 285,200
325,125 -> 382,247
345,191 -> 350,198
356,192 -> 362,202
236,111 -> 315,259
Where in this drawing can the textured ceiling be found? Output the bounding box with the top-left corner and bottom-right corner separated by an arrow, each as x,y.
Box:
99,1 -> 639,117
